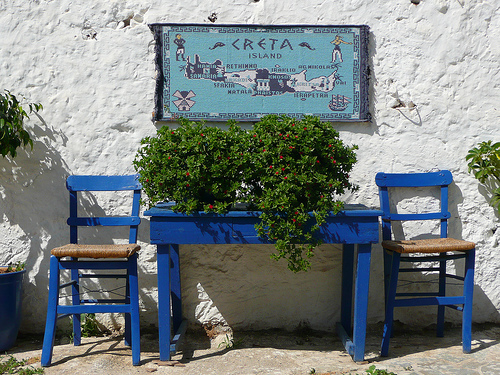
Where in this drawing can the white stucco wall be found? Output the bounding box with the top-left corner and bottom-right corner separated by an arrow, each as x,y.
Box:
0,0 -> 498,335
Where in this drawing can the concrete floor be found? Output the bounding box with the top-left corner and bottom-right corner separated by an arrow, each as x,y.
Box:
4,323 -> 500,375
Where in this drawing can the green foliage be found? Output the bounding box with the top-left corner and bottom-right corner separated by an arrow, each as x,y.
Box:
0,355 -> 44,374
365,365 -> 397,375
6,262 -> 25,273
134,118 -> 251,213
217,334 -> 243,349
69,313 -> 107,342
134,115 -> 358,272
466,140 -> 500,213
249,115 -> 358,271
0,90 -> 42,158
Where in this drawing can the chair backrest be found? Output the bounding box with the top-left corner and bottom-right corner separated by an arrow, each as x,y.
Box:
66,175 -> 142,244
375,170 -> 453,241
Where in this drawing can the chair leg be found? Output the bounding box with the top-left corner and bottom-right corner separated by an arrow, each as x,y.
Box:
124,272 -> 131,347
70,259 -> 81,346
383,249 -> 391,308
437,253 -> 447,337
41,256 -> 61,367
381,251 -> 400,357
462,248 -> 475,353
129,254 -> 141,365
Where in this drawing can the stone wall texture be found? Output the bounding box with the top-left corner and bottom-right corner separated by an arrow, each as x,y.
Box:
1,0 -> 499,334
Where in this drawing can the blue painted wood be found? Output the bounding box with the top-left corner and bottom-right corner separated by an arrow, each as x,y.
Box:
336,322 -> 355,355
352,244 -> 371,362
145,203 -> 382,363
42,175 -> 142,367
377,170 -> 476,357
157,244 -> 171,361
170,244 -> 183,333
66,174 -> 141,191
170,320 -> 188,352
340,244 -> 355,334
67,217 -> 141,226
375,170 -> 452,187
41,256 -> 60,367
462,248 -> 475,353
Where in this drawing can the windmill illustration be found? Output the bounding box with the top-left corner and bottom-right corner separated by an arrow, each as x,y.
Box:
173,90 -> 196,111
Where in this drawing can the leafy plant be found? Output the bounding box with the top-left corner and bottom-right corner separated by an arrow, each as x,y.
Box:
0,355 -> 44,374
7,262 -> 25,273
248,115 -> 358,271
217,333 -> 243,349
69,313 -> 107,340
0,262 -> 25,275
134,115 -> 358,272
0,90 -> 42,158
466,140 -> 500,214
134,118 -> 251,213
365,365 -> 397,375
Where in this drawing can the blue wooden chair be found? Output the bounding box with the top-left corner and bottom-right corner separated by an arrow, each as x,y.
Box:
41,175 -> 142,366
376,170 -> 476,357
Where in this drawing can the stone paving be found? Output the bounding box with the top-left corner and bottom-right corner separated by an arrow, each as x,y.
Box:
3,323 -> 500,374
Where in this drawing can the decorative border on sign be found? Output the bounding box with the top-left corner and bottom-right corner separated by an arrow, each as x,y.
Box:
150,23 -> 370,122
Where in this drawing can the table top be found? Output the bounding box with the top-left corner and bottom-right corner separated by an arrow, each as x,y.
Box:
144,202 -> 383,218
145,202 -> 382,245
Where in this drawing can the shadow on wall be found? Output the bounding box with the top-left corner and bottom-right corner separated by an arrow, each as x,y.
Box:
178,243 -> 346,333
0,119 -> 70,333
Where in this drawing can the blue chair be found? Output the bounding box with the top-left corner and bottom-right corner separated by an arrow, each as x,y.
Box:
376,170 -> 475,357
41,175 -> 142,366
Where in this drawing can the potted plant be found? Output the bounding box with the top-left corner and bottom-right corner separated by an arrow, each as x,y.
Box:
0,89 -> 42,351
134,115 -> 358,272
466,140 -> 500,215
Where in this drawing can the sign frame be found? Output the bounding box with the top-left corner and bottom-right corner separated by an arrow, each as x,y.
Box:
150,23 -> 370,122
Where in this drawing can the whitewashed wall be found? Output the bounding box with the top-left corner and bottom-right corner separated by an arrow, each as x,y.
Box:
0,0 -> 498,335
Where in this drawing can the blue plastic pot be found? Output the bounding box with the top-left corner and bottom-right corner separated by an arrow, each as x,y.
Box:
0,268 -> 25,351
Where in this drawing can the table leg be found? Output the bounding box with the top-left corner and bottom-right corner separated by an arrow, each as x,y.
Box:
170,244 -> 182,332
341,244 -> 355,333
157,244 -> 171,361
352,243 -> 372,362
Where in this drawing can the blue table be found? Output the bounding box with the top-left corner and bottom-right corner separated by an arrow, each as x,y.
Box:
145,203 -> 382,362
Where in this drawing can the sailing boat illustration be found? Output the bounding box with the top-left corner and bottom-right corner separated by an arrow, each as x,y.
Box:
328,94 -> 350,111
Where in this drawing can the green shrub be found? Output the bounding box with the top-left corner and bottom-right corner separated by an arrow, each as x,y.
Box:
0,90 -> 42,158
134,115 -> 358,272
466,140 -> 500,214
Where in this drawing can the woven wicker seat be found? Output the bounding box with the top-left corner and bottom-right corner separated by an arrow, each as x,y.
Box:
51,244 -> 140,259
376,171 -> 476,358
42,175 -> 142,367
381,238 -> 475,254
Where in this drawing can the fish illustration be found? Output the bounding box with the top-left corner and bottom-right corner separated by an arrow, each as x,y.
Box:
209,42 -> 226,50
299,42 -> 315,50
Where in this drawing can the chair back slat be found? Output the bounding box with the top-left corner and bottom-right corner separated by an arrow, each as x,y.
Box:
67,175 -> 141,191
376,170 -> 453,240
375,170 -> 452,187
382,212 -> 450,222
67,174 -> 142,244
67,217 -> 141,227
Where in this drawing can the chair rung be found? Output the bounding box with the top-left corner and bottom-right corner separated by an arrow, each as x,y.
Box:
59,260 -> 130,270
399,267 -> 439,273
446,274 -> 465,281
57,304 -> 131,314
396,292 -> 440,297
59,280 -> 78,289
79,273 -> 127,279
394,296 -> 465,307
399,253 -> 467,262
56,313 -> 73,320
80,299 -> 128,304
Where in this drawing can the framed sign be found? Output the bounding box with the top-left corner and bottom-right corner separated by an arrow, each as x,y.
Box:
150,24 -> 370,122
